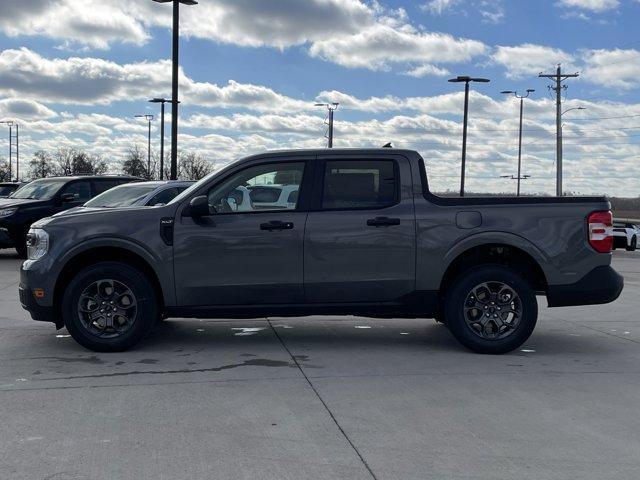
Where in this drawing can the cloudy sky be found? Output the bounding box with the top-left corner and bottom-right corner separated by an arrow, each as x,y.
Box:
0,0 -> 639,196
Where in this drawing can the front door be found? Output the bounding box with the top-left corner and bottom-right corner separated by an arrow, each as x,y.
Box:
304,156 -> 416,303
173,160 -> 309,306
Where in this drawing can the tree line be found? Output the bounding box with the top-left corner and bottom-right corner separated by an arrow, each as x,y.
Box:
0,146 -> 214,182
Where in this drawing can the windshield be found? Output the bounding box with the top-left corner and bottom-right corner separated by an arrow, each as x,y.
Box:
0,186 -> 16,196
9,179 -> 68,200
84,184 -> 158,208
168,170 -> 220,205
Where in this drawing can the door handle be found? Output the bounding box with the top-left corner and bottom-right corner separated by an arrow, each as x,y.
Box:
367,216 -> 401,227
260,221 -> 294,231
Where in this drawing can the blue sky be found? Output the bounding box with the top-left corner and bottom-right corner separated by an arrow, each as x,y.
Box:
0,0 -> 639,195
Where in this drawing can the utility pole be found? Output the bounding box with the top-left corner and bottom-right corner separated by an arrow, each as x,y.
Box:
448,76 -> 490,197
315,103 -> 339,148
501,89 -> 535,196
539,65 -> 579,197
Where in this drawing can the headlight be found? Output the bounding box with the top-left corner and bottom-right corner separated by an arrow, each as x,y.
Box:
26,228 -> 49,261
0,208 -> 17,218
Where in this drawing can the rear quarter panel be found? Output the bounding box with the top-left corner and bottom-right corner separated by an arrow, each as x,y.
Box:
413,194 -> 611,291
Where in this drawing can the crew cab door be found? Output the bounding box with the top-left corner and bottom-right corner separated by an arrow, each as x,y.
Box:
173,158 -> 312,306
304,155 -> 416,303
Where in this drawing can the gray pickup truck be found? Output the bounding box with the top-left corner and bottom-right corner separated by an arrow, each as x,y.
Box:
19,149 -> 623,354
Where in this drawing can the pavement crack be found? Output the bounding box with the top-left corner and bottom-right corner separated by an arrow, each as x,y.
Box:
39,358 -> 293,380
267,318 -> 378,480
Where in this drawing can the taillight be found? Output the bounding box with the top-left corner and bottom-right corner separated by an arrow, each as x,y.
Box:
588,210 -> 613,253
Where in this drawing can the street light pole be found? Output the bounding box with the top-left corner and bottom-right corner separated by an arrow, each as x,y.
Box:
501,89 -> 535,196
448,76 -> 490,197
150,98 -> 180,180
152,0 -> 198,180
135,114 -> 154,178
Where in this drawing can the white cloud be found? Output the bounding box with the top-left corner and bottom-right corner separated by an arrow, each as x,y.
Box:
0,49 -> 311,112
0,98 -> 57,120
405,64 -> 451,78
582,49 -> 640,89
309,23 -> 485,70
0,0 -> 149,49
557,0 -> 619,12
422,0 -> 459,15
492,43 -> 575,78
0,1 -> 485,76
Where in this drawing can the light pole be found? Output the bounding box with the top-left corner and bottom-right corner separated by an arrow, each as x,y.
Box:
558,106 -> 586,196
135,114 -> 154,178
501,89 -> 535,196
149,98 -> 179,180
0,121 -> 14,180
315,103 -> 339,148
448,76 -> 490,197
152,0 -> 198,180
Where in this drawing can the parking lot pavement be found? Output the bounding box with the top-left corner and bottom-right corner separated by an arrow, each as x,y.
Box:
0,250 -> 639,480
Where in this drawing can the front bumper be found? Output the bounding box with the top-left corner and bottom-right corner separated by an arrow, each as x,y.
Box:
19,283 -> 59,325
547,265 -> 624,308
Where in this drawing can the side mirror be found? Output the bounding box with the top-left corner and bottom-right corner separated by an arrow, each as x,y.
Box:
60,193 -> 76,203
188,196 -> 212,217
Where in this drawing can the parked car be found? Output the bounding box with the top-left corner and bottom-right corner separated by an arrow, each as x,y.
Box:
612,222 -> 637,251
55,180 -> 194,217
248,184 -> 299,210
19,149 -> 623,354
0,182 -> 23,198
0,176 -> 138,256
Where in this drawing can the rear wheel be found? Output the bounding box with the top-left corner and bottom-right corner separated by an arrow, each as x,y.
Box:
62,262 -> 158,352
443,265 -> 537,354
626,236 -> 637,252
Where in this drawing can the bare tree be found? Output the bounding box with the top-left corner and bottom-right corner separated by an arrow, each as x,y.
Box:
28,150 -> 54,179
178,152 -> 213,180
122,145 -> 149,179
0,159 -> 10,182
52,148 -> 107,176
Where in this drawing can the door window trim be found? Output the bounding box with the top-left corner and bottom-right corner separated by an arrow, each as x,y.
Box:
311,158 -> 401,212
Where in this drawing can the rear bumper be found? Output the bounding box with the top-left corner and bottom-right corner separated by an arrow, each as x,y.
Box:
547,265 -> 624,307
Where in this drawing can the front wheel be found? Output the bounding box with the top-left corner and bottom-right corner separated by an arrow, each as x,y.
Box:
626,236 -> 637,252
62,262 -> 158,352
443,265 -> 538,354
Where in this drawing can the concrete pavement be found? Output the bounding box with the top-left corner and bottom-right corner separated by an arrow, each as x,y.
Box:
0,250 -> 638,480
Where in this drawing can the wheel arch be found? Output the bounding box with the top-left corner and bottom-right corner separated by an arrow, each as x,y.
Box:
53,243 -> 168,319
439,238 -> 549,298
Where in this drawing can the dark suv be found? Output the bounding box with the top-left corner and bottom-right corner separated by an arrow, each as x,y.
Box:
0,176 -> 138,256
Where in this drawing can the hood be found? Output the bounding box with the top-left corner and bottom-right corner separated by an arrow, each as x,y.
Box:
53,206 -> 102,217
0,198 -> 43,208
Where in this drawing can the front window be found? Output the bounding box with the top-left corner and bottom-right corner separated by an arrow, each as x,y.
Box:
85,184 -> 158,208
9,179 -> 68,200
207,162 -> 305,213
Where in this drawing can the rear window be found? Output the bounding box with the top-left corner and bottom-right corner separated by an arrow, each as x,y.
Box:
322,160 -> 397,210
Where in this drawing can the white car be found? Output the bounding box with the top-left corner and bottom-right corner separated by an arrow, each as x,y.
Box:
247,184 -> 298,210
612,222 -> 637,251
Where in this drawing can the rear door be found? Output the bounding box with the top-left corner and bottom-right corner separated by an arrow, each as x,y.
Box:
304,155 -> 416,303
173,157 -> 313,306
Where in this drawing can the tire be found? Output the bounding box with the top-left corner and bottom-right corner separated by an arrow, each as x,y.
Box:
626,236 -> 637,252
443,265 -> 538,354
15,243 -> 27,259
62,261 -> 158,352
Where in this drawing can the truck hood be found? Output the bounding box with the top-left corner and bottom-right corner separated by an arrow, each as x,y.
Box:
0,198 -> 44,208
